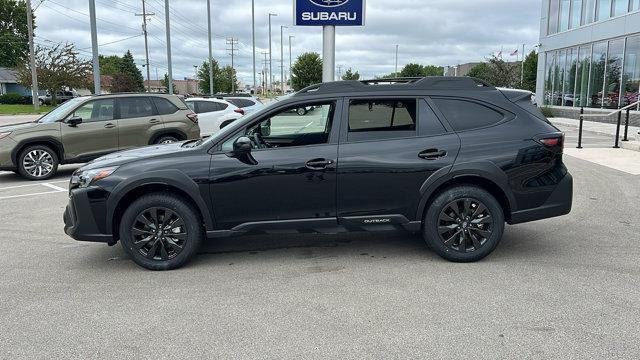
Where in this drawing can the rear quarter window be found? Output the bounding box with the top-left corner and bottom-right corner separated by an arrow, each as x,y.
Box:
151,97 -> 179,115
432,98 -> 505,131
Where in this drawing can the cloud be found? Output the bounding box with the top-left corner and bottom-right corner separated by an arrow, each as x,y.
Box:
32,0 -> 541,84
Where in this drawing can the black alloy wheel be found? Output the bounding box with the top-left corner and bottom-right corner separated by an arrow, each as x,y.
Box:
437,198 -> 493,253
131,207 -> 187,261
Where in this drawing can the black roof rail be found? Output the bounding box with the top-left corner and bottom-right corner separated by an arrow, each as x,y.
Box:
293,76 -> 494,97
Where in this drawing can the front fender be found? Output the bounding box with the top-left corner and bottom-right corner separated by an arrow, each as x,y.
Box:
106,169 -> 214,232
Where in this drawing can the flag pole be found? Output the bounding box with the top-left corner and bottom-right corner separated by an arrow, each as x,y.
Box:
520,44 -> 525,87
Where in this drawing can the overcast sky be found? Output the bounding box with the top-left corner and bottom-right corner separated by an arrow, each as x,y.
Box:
32,0 -> 542,84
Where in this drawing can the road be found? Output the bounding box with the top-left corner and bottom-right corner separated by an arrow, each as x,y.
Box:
0,138 -> 639,358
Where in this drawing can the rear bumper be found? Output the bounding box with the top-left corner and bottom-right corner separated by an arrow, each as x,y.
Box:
509,172 -> 573,224
64,188 -> 114,243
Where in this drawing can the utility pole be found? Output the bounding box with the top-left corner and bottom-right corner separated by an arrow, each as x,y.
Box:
136,0 -> 154,92
268,13 -> 277,95
395,44 -> 399,74
252,0 -> 256,94
337,65 -> 343,81
227,38 -> 238,94
164,0 -> 173,94
207,0 -> 214,95
288,35 -> 294,88
193,65 -> 198,94
25,0 -> 39,110
88,0 -> 99,96
280,26 -> 287,94
520,44 -> 526,87
261,52 -> 269,96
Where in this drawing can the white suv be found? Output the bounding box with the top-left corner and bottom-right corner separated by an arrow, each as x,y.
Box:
185,98 -> 245,135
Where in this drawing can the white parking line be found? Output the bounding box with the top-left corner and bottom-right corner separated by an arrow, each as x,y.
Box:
0,190 -> 67,200
0,180 -> 68,191
41,183 -> 68,192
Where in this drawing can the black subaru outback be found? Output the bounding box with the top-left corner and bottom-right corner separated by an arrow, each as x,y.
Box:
64,77 -> 572,270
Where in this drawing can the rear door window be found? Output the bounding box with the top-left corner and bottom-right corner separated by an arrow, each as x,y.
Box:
431,98 -> 505,131
197,101 -> 225,113
228,99 -> 255,108
151,97 -> 179,115
347,99 -> 417,141
118,97 -> 155,119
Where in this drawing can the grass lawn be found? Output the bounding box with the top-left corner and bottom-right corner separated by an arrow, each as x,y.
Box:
0,104 -> 55,115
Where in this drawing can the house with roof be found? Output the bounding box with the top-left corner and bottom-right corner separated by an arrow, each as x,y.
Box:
0,67 -> 31,96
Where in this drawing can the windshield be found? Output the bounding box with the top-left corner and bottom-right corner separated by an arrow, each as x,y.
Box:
37,97 -> 88,123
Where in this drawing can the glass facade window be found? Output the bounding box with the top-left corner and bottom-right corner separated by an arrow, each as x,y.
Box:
576,45 -> 592,107
544,53 -> 556,105
612,0 -> 629,15
564,48 -> 578,105
596,0 -> 613,20
582,0 -> 597,24
571,0 -> 583,27
560,0 -> 571,31
622,36 -> 640,109
603,39 -> 625,108
589,42 -> 607,108
549,0 -> 560,34
632,0 -> 640,11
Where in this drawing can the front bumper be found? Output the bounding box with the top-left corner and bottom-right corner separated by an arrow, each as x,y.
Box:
0,138 -> 17,171
64,187 -> 114,243
509,172 -> 573,224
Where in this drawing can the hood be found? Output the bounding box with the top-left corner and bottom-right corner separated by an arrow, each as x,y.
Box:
0,121 -> 39,133
82,141 -> 194,170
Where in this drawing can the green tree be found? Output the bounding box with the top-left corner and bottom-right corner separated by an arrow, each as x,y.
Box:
342,68 -> 360,80
522,51 -> 538,92
17,43 -> 91,104
197,60 -> 237,94
119,50 -> 144,92
399,63 -> 424,77
161,73 -> 176,94
98,55 -> 121,75
291,52 -> 322,91
423,65 -> 444,76
467,62 -> 492,81
0,0 -> 32,68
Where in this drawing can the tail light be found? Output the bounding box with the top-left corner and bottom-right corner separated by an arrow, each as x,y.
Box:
234,108 -> 245,115
537,134 -> 564,150
186,112 -> 198,124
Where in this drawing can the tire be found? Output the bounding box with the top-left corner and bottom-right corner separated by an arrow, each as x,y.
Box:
17,144 -> 59,180
296,108 -> 308,116
154,135 -> 180,144
423,185 -> 504,262
119,193 -> 203,271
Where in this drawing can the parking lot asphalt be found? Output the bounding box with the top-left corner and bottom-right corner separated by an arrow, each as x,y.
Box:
1,148 -> 639,358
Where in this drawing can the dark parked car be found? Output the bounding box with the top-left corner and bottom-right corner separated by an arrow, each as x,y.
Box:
64,77 -> 573,270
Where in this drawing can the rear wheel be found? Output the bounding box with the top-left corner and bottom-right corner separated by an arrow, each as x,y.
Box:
296,108 -> 308,116
154,135 -> 179,144
17,144 -> 58,180
119,193 -> 203,270
423,186 -> 504,262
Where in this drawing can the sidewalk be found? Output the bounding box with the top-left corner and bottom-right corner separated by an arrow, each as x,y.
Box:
551,117 -> 640,152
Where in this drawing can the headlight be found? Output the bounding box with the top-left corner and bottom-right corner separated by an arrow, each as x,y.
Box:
71,166 -> 118,188
0,132 -> 12,140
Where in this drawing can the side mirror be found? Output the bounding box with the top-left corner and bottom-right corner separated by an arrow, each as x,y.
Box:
67,116 -> 83,127
259,120 -> 271,137
233,136 -> 253,153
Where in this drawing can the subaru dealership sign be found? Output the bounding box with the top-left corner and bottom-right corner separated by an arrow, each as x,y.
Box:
294,0 -> 366,26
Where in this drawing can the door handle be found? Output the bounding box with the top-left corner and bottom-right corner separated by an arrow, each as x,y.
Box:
418,149 -> 447,160
149,118 -> 160,124
305,158 -> 334,170
104,122 -> 116,129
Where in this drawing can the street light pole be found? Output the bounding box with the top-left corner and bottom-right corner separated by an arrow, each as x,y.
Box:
395,44 -> 399,74
165,0 -> 173,94
268,13 -> 277,95
87,0 -> 99,96
252,0 -> 256,94
322,25 -> 335,83
289,35 -> 294,88
193,65 -> 198,94
207,0 -> 213,95
280,25 -> 287,94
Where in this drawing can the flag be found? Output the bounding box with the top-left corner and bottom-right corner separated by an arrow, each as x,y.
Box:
496,51 -> 502,58
510,49 -> 519,56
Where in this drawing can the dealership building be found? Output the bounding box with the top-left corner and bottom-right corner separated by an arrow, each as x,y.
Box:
537,0 -> 640,123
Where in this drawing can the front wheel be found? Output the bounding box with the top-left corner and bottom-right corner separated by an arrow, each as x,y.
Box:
119,193 -> 203,270
18,145 -> 58,180
154,135 -> 179,144
423,186 -> 504,262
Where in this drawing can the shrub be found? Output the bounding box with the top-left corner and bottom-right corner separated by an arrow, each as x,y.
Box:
540,106 -> 555,118
0,93 -> 27,104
